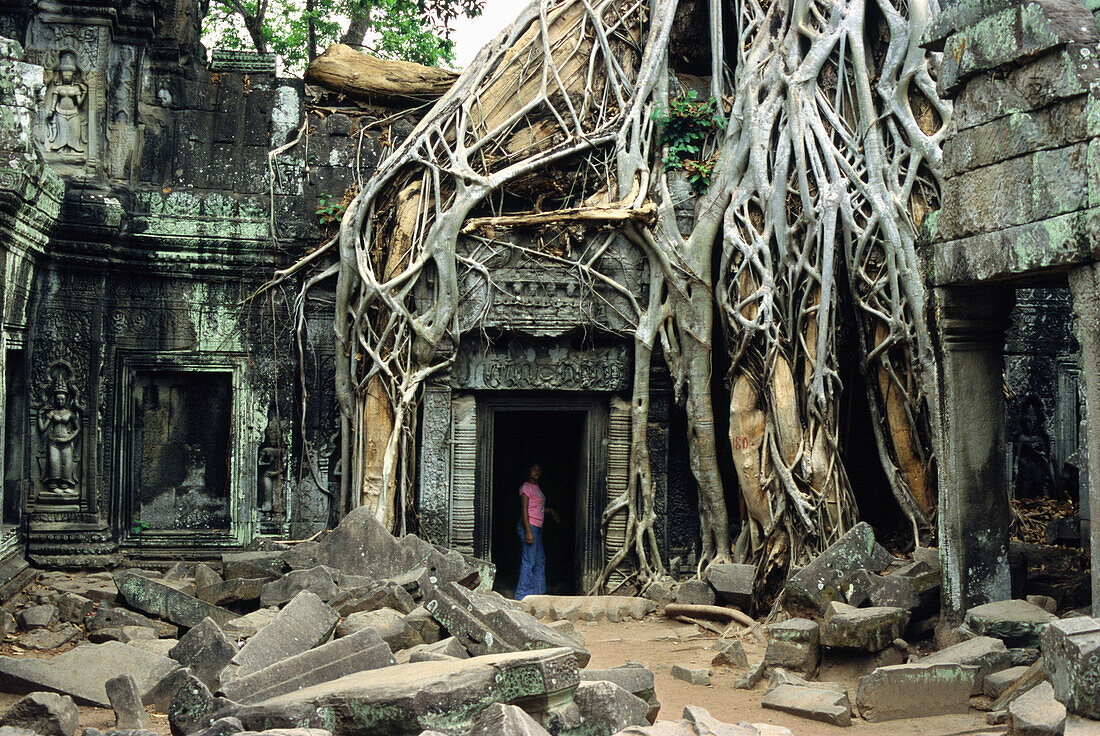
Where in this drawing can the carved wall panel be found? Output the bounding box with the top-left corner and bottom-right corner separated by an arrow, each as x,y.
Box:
451,341 -> 631,392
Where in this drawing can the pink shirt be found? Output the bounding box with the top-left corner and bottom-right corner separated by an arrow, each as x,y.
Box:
520,482 -> 545,527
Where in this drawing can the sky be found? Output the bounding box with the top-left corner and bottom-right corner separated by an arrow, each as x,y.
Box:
449,0 -> 522,68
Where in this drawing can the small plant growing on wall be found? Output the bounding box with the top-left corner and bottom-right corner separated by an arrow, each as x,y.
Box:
315,191 -> 347,226
652,90 -> 723,193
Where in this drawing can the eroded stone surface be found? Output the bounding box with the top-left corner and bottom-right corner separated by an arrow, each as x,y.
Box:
230,591 -> 338,677
856,662 -> 976,722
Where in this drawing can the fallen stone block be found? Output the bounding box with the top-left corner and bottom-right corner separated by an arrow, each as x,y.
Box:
90,626 -> 159,645
425,582 -> 590,666
43,573 -> 118,604
704,563 -> 755,610
734,661 -> 765,690
194,565 -> 222,591
546,620 -> 584,647
820,602 -> 908,653
331,582 -> 415,616
116,572 -> 238,630
766,667 -> 848,696
89,606 -> 177,639
672,581 -> 715,607
964,599 -> 1057,648
18,605 -> 59,630
190,717 -> 243,736
168,674 -> 216,736
670,665 -> 709,686
989,658 -> 1045,712
817,646 -> 905,681
521,595 -> 654,623
313,507 -> 472,587
856,662 -> 977,722
1041,616 -> 1100,719
280,542 -> 322,571
469,704 -> 550,736
0,727 -> 38,736
130,639 -> 180,657
0,641 -> 181,707
222,609 -> 278,639
397,637 -> 469,664
838,569 -> 878,607
784,522 -> 877,615
1008,681 -> 1066,736
336,607 -> 421,651
579,665 -> 659,724
259,567 -> 340,608
1,611 -> 15,635
403,606 -> 443,645
196,579 -> 264,607
763,618 -> 819,675
1026,595 -> 1057,614
762,684 -> 851,727
106,676 -> 150,730
221,553 -> 288,581
231,591 -> 338,678
57,593 -> 95,624
0,693 -> 79,736
170,618 -> 237,691
1010,647 -> 1042,667
18,624 -> 81,651
868,576 -> 920,612
918,635 -> 1012,694
984,665 -> 1030,699
220,627 -> 396,704
571,680 -> 649,734
226,648 -> 580,736
1065,715 -> 1100,735
711,638 -> 748,669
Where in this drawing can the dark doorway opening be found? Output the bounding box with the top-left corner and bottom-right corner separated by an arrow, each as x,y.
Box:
131,371 -> 232,532
3,349 -> 26,530
491,410 -> 586,597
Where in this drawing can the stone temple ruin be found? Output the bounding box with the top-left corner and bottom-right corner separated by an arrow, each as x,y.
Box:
0,0 -> 1098,733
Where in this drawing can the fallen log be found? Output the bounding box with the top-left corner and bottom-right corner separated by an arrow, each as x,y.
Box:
305,44 -> 459,104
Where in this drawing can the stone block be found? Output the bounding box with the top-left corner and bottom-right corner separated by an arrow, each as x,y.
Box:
168,674 -> 215,736
397,636 -> 469,664
259,567 -> 340,608
0,641 -> 181,707
116,572 -> 238,630
468,704 -> 550,736
280,542 -> 322,570
330,582 -> 415,616
1041,616 -> 1100,719
868,577 -> 919,612
711,638 -> 748,669
920,636 -> 1013,695
838,569 -> 878,607
964,599 -> 1057,648
231,591 -> 338,677
1026,595 -> 1058,614
403,606 -> 443,645
983,665 -> 1030,699
570,680 -> 650,734
670,665 -> 710,686
191,717 -> 244,736
88,606 -> 177,639
57,593 -> 96,624
579,664 -> 659,724
336,607 -> 421,651
820,603 -> 909,652
17,624 -> 82,651
194,565 -> 222,591
761,684 -> 851,727
0,693 -> 79,736
784,522 -> 877,615
222,608 -> 278,639
856,662 -> 977,722
220,627 -> 395,704
222,552 -> 288,581
224,649 -> 580,736
1008,681 -> 1066,736
106,676 -> 150,730
196,579 -> 263,607
43,573 -> 118,604
424,582 -> 590,666
672,581 -> 715,606
764,618 -> 820,675
767,667 -> 848,696
18,605 -> 59,629
169,617 -> 237,691
703,564 -> 754,609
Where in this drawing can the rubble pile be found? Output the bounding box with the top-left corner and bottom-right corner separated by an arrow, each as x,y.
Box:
0,509 -> 786,736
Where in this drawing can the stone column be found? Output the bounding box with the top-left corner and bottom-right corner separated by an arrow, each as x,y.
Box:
936,285 -> 1015,623
1068,263 -> 1100,617
417,382 -> 451,546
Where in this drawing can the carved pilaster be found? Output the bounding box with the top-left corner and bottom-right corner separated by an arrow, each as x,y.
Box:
935,284 -> 1015,622
1068,263 -> 1100,617
417,382 -> 451,546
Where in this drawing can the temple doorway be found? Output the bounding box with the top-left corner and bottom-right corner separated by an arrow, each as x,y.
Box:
489,409 -> 587,597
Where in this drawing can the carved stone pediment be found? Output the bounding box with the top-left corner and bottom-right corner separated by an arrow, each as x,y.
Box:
451,339 -> 631,392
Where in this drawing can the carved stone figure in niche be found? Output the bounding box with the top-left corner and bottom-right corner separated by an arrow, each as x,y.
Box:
258,409 -> 285,514
37,363 -> 82,496
1012,394 -> 1059,500
44,51 -> 88,155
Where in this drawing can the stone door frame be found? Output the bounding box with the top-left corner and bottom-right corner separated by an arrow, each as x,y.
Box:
474,393 -> 609,593
114,352 -> 255,549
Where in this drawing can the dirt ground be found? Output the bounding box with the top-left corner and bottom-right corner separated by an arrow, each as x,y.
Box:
0,615 -> 995,736
580,617 -> 994,736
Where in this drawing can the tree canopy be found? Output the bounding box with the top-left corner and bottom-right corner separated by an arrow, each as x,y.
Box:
203,0 -> 484,71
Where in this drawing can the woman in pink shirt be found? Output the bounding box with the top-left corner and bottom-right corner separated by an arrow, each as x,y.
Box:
516,463 -> 559,599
